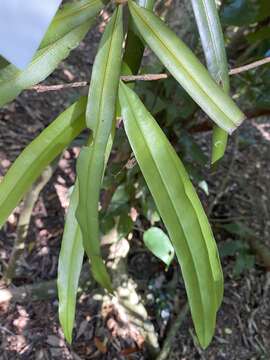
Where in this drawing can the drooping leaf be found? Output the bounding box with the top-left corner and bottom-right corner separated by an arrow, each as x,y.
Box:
58,183 -> 84,344
0,97 -> 87,229
122,0 -> 155,76
119,81 -> 223,348
143,227 -> 175,267
190,0 -> 230,164
41,0 -> 107,48
76,6 -> 124,292
0,22 -> 92,107
128,1 -> 245,134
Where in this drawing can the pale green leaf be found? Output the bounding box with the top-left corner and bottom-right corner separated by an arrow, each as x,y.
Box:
143,227 -> 175,266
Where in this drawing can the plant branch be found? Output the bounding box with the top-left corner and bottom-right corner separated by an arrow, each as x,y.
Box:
29,74 -> 168,93
229,56 -> 270,75
27,57 -> 270,94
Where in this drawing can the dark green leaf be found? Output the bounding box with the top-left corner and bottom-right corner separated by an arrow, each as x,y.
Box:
41,0 -> 107,48
221,0 -> 270,26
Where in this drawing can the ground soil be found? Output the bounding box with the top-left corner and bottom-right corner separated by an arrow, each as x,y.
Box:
0,2 -> 270,359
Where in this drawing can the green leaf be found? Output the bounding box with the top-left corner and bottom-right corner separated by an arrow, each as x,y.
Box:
41,0 -> 107,48
122,0 -> 155,76
221,222 -> 255,238
0,97 -> 87,229
76,7 -> 124,292
221,0 -> 270,26
0,22 -> 92,107
143,227 -> 175,266
128,1 -> 245,134
119,81 -> 223,348
190,0 -> 230,163
58,183 -> 84,344
219,240 -> 245,258
247,27 -> 270,44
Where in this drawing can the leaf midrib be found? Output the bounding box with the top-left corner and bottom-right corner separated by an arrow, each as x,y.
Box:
83,9 -> 120,255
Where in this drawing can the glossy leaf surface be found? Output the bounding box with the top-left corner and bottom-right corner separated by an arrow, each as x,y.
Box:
128,1 -> 244,134
0,97 -> 87,229
119,81 -> 223,348
58,183 -> 84,344
143,227 -> 175,267
76,7 -> 123,291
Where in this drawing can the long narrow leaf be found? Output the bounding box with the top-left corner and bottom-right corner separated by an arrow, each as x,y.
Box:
76,6 -> 124,292
119,81 -> 223,348
0,22 -> 92,107
190,0 -> 230,163
58,183 -> 84,344
0,97 -> 87,229
41,0 -> 107,48
122,0 -> 155,76
128,1 -> 244,134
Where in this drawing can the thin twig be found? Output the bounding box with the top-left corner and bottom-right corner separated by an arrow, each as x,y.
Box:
29,74 -> 168,93
229,56 -> 270,75
30,81 -> 88,93
28,57 -> 270,93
